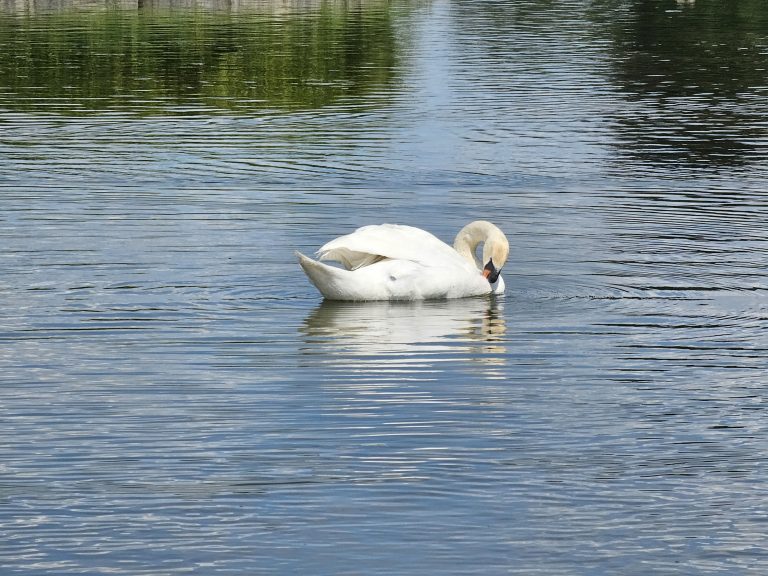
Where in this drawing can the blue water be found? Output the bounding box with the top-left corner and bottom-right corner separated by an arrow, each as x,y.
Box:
2,0 -> 768,574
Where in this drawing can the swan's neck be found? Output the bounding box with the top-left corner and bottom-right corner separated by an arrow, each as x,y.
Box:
454,233 -> 482,268
453,221 -> 507,270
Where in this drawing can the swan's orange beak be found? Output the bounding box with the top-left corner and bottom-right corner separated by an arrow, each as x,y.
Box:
482,268 -> 491,279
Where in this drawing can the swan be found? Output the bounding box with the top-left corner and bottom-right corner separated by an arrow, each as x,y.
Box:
296,220 -> 509,301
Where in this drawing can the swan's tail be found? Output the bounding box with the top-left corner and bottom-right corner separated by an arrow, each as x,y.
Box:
296,251 -> 354,300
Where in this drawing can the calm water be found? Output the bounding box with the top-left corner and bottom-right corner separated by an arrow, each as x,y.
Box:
2,0 -> 768,573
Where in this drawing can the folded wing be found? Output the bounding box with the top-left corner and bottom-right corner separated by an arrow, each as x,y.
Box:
317,224 -> 470,271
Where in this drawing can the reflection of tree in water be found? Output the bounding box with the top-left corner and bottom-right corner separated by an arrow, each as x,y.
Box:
607,0 -> 768,167
0,0 -> 399,114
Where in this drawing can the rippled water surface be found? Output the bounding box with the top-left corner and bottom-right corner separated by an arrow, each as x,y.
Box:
2,0 -> 768,573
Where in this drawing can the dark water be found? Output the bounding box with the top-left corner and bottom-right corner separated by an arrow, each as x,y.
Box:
2,0 -> 768,573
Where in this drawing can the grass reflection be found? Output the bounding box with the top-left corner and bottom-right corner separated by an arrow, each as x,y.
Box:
0,0 -> 399,114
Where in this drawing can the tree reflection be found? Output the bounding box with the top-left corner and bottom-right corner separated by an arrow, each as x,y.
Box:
606,0 -> 768,167
0,0 -> 399,114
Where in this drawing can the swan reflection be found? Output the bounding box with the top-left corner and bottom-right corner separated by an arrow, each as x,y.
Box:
300,298 -> 506,379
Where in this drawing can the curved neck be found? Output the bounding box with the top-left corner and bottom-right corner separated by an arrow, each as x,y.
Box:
453,221 -> 506,269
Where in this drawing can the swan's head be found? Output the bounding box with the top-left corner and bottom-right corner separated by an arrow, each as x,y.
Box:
453,220 -> 509,291
479,223 -> 509,288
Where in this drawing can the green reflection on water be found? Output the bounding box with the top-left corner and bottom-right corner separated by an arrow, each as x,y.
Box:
0,0 -> 399,114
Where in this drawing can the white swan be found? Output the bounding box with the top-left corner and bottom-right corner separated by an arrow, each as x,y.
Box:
296,220 -> 509,301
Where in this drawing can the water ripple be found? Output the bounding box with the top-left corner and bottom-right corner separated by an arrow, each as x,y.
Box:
3,0 -> 768,574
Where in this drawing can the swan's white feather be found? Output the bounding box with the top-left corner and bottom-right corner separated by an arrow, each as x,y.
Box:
317,224 -> 470,271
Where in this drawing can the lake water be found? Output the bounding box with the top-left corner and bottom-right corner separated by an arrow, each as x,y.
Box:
2,0 -> 768,573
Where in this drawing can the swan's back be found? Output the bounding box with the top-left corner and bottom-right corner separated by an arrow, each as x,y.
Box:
318,224 -> 471,271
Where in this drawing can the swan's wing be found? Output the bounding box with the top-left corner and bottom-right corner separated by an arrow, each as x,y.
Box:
298,251 -> 489,300
317,224 -> 468,271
